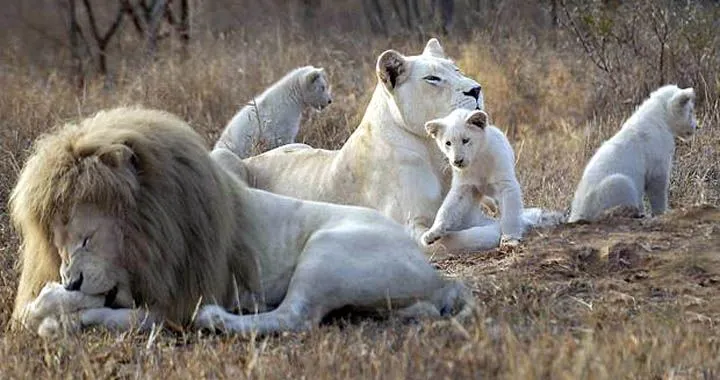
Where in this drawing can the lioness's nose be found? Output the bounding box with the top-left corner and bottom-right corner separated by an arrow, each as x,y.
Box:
65,272 -> 84,291
463,86 -> 482,100
454,158 -> 464,166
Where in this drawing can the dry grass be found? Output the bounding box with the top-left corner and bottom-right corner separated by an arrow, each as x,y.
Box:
1,5 -> 720,378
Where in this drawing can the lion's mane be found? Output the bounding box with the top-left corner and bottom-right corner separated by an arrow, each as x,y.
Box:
10,107 -> 259,325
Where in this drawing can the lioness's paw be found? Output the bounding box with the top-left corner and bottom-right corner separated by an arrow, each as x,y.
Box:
194,305 -> 230,332
421,229 -> 444,246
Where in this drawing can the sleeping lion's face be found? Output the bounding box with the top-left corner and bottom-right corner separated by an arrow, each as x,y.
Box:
53,203 -> 133,308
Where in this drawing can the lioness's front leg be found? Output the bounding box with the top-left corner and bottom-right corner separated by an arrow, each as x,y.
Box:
422,184 -> 475,246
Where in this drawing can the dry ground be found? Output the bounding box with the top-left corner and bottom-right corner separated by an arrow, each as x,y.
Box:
0,16 -> 719,379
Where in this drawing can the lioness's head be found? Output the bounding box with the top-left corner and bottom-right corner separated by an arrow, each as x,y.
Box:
375,38 -> 484,136
425,109 -> 489,170
302,66 -> 333,111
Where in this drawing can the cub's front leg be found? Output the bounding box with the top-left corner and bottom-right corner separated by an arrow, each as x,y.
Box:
422,184 -> 476,246
495,180 -> 525,244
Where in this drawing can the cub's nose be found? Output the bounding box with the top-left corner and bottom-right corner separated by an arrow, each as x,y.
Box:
463,86 -> 482,100
64,272 -> 84,291
453,158 -> 465,167
327,99 -> 332,104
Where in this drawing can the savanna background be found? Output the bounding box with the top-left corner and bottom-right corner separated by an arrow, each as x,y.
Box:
0,0 -> 719,378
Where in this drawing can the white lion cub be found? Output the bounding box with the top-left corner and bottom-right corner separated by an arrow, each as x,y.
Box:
569,85 -> 697,223
214,66 -> 332,158
422,109 -> 526,247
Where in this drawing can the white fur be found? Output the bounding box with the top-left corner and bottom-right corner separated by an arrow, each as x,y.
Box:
421,109 -> 526,247
214,66 -> 332,158
225,39 -> 559,256
23,148 -> 475,337
569,85 -> 697,222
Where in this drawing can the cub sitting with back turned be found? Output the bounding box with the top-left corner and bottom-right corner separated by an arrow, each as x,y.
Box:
214,66 -> 332,158
422,109 -> 526,247
569,85 -> 697,223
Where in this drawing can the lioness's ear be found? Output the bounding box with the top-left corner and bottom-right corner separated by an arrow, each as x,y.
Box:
98,144 -> 138,172
425,120 -> 445,138
466,110 -> 488,130
377,50 -> 408,90
671,87 -> 695,109
422,38 -> 446,58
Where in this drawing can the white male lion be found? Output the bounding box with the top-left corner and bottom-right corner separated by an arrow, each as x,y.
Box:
421,109 -> 526,247
232,38 -> 558,255
568,85 -> 697,223
10,107 -> 473,337
214,65 -> 332,158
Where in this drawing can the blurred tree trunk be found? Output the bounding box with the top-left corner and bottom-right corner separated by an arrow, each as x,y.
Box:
433,0 -> 454,35
66,0 -> 84,89
147,0 -> 166,58
363,0 -> 388,36
81,0 -> 125,85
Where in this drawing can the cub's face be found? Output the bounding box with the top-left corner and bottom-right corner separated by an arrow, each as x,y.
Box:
53,203 -> 133,308
376,38 -> 485,137
304,68 -> 333,111
425,109 -> 489,170
667,87 -> 697,139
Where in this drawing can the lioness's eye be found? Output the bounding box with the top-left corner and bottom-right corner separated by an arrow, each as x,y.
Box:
462,138 -> 469,144
445,141 -> 451,146
423,75 -> 441,83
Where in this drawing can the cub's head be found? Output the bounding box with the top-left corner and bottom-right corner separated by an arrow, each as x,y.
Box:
425,109 -> 489,170
376,38 -> 484,136
665,86 -> 697,139
303,66 -> 333,111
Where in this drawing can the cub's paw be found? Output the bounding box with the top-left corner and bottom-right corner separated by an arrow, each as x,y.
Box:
421,229 -> 445,246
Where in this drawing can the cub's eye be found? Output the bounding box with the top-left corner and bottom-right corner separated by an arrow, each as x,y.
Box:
423,75 -> 442,83
82,236 -> 90,248
445,141 -> 451,146
462,138 -> 469,144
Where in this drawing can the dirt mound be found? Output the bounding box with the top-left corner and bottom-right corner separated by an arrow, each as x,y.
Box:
436,204 -> 720,328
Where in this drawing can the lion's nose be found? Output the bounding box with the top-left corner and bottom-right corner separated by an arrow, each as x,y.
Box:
463,86 -> 482,100
454,158 -> 465,166
64,272 -> 84,291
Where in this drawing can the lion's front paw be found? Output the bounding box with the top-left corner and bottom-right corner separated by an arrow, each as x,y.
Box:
194,305 -> 230,332
421,229 -> 445,246
37,314 -> 82,339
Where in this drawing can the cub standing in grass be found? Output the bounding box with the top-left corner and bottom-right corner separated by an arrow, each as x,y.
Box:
214,65 -> 332,158
569,85 -> 697,223
422,109 -> 526,247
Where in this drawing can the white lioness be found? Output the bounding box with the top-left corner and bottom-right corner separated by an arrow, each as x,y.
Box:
421,109 -> 526,247
569,85 -> 697,223
11,107 -> 473,337
233,38 -> 557,255
214,66 -> 332,158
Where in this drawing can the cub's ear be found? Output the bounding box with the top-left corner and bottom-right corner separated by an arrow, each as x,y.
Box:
671,87 -> 695,109
422,38 -> 446,58
377,50 -> 408,90
306,68 -> 324,84
425,120 -> 445,138
97,144 -> 138,172
466,110 -> 488,130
